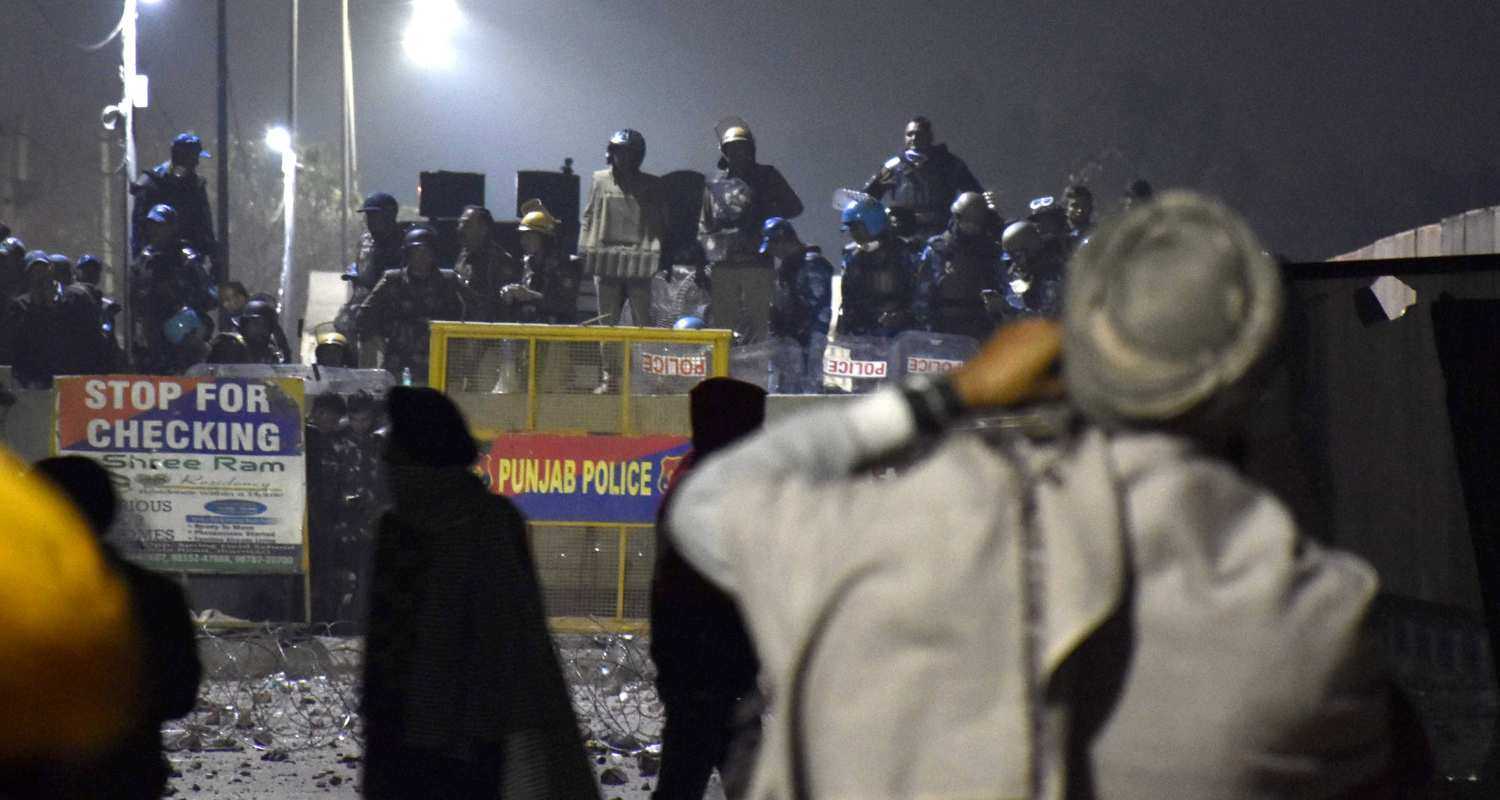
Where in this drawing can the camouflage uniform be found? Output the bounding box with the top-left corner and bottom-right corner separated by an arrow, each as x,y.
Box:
357,267 -> 467,382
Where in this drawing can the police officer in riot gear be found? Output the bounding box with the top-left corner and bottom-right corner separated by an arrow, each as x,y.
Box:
131,204 -> 218,374
453,205 -> 519,323
342,389 -> 388,626
73,254 -> 124,371
352,192 -> 405,290
0,236 -> 25,303
358,227 -> 467,382
581,129 -> 668,326
305,392 -> 360,624
699,121 -> 803,343
503,201 -> 583,325
994,220 -> 1066,319
761,217 -> 834,391
1,252 -> 67,387
862,116 -> 983,240
837,197 -> 915,338
914,191 -> 1004,340
238,297 -> 291,365
340,192 -> 406,365
131,133 -> 217,263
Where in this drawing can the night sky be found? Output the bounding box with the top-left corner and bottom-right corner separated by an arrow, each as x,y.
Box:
6,0 -> 1500,263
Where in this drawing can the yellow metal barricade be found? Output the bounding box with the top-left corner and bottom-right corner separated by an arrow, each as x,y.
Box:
428,322 -> 731,632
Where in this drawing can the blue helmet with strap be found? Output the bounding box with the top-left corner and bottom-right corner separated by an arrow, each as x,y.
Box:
840,198 -> 888,237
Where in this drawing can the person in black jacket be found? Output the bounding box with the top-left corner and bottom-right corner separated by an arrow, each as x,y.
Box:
361,387 -> 595,799
650,378 -> 768,800
130,204 -> 218,374
131,133 -> 217,264
862,116 -> 982,240
32,456 -> 202,800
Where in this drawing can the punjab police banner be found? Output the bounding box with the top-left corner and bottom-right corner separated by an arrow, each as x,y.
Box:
478,434 -> 691,524
53,376 -> 307,574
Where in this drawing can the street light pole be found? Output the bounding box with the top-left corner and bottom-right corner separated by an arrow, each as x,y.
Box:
339,0 -> 351,270
216,0 -> 229,286
120,0 -> 140,362
282,0 -> 301,357
268,127 -> 296,351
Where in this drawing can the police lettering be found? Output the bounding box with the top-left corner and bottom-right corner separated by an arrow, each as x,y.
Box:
905,356 -> 964,374
823,357 -> 889,378
641,353 -> 708,377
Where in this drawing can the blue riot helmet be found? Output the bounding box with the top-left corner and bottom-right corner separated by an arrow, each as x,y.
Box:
163,306 -> 203,345
759,216 -> 797,255
674,316 -> 706,330
841,197 -> 888,239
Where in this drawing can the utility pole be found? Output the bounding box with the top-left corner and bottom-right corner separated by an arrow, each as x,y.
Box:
275,0 -> 302,358
216,0 -> 229,286
120,0 -> 139,361
340,0 -> 353,270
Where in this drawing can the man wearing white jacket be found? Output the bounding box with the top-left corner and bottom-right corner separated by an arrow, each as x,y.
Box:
667,193 -> 1400,799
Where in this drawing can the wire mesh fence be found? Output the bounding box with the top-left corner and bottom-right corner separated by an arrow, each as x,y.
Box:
429,323 -> 729,630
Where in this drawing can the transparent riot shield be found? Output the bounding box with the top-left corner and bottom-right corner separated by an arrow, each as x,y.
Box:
890,331 -> 979,381
730,338 -> 805,393
649,266 -> 712,328
821,335 -> 893,394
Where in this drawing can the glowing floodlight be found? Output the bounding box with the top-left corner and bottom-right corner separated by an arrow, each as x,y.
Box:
265,125 -> 292,155
403,0 -> 461,69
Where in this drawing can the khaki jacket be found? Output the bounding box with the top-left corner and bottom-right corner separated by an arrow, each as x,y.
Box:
579,168 -> 667,280
668,392 -> 1390,800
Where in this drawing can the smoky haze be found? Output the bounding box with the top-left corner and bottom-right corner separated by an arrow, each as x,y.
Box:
5,0 -> 1500,266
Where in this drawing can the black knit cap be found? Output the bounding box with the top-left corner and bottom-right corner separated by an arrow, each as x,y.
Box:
384,387 -> 478,467
34,456 -> 117,536
689,377 -> 767,454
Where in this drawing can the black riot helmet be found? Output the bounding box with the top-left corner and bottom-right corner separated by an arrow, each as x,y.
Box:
403,226 -> 438,251
240,297 -> 277,341
950,191 -> 993,237
606,129 -> 646,169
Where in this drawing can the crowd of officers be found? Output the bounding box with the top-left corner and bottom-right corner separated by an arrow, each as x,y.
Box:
0,134 -> 293,388
0,120 -> 1154,390
327,116 -> 1156,389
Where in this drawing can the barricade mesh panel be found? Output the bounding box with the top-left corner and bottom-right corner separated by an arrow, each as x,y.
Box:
631,341 -> 715,396
536,340 -> 620,432
431,324 -> 730,627
530,524 -> 622,619
620,528 -> 658,619
443,337 -> 530,395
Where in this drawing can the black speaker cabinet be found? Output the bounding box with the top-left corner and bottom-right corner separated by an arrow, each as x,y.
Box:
516,170 -> 581,254
418,170 -> 485,220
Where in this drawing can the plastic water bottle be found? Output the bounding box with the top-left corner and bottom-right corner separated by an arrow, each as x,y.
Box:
400,367 -> 413,387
